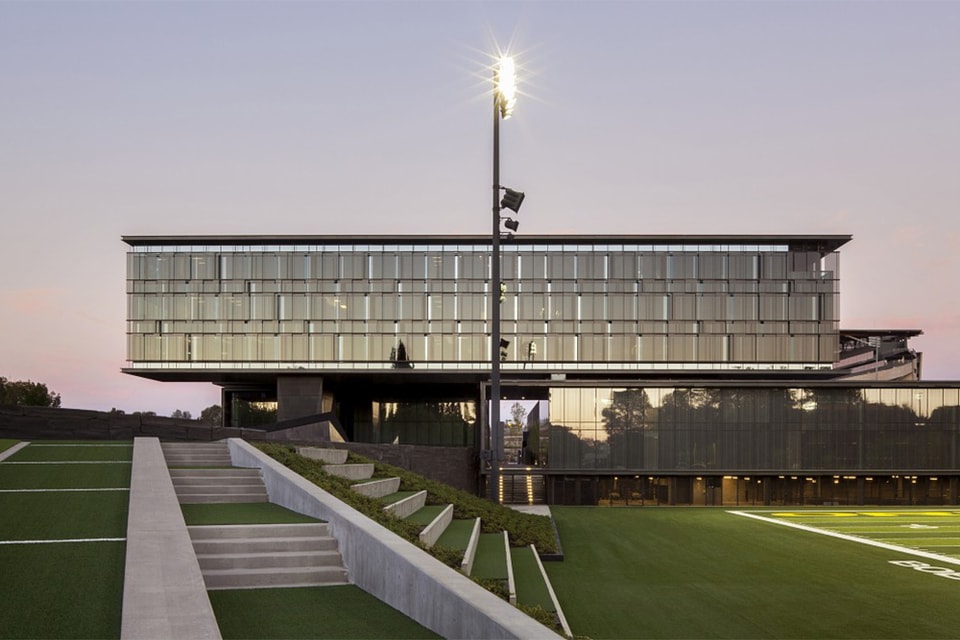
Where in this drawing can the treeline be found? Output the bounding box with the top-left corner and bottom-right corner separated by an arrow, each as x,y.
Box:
2,375 -> 222,424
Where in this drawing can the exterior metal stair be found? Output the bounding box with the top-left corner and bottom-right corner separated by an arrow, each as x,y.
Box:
189,523 -> 349,590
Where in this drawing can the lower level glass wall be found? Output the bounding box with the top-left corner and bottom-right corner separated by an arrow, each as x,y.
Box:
539,384 -> 960,505
547,474 -> 959,506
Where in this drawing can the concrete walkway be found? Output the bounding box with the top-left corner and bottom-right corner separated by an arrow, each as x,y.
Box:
121,437 -> 221,639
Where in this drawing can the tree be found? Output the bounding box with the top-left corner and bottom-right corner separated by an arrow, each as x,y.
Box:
509,402 -> 528,434
601,388 -> 652,437
170,409 -> 192,420
199,404 -> 223,426
0,376 -> 61,407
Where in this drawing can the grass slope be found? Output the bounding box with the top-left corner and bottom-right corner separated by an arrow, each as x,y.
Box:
548,507 -> 960,639
209,585 -> 440,639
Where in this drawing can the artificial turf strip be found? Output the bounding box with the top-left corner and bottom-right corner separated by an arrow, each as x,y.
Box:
434,518 -> 475,551
0,463 -> 131,489
0,541 -> 125,639
7,444 -> 133,462
405,503 -> 446,526
547,507 -> 960,639
181,502 -> 322,525
470,532 -> 508,580
208,585 -> 441,639
511,546 -> 555,611
0,491 -> 129,540
0,439 -> 18,454
380,490 -> 418,505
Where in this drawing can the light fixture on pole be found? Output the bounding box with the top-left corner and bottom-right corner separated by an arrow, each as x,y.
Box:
489,54 -> 518,503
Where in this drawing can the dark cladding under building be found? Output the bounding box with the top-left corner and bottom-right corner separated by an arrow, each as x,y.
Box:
123,234 -> 960,506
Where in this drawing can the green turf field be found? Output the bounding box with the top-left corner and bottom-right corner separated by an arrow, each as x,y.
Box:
0,439 -> 19,454
0,443 -> 129,639
547,507 -> 960,639
6,443 -> 133,462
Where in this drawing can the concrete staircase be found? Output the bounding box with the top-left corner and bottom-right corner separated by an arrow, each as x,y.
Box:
189,522 -> 349,590
162,441 -> 233,467
163,441 -> 268,504
162,440 -> 349,590
169,467 -> 269,504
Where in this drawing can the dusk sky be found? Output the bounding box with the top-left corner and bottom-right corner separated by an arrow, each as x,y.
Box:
1,1 -> 958,416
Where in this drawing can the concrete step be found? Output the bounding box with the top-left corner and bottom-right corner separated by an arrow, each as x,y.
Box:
189,523 -> 330,540
202,566 -> 349,590
297,447 -> 348,464
325,463 -> 374,481
164,456 -> 234,466
196,549 -> 344,571
178,493 -> 268,504
191,535 -> 339,555
351,477 -> 401,498
173,477 -> 263,493
419,504 -> 455,548
162,443 -> 228,452
383,490 -> 427,519
170,468 -> 261,478
189,523 -> 349,591
174,483 -> 267,495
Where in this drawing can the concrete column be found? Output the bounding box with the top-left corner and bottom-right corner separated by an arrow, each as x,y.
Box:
277,375 -> 325,422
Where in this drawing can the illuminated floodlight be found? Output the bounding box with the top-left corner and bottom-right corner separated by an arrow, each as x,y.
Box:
495,56 -> 517,119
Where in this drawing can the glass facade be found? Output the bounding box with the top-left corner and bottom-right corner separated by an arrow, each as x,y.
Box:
544,385 -> 960,473
125,237 -> 842,372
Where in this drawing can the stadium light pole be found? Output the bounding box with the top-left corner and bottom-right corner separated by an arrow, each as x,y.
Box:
489,55 -> 517,503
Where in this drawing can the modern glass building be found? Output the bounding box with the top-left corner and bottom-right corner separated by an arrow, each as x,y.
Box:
123,234 -> 959,505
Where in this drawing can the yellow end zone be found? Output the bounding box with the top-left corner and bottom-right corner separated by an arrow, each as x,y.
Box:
772,511 -> 960,518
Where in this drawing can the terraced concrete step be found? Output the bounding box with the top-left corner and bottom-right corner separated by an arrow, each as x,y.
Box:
352,477 -> 401,498
197,549 -> 344,571
325,463 -> 374,481
383,490 -> 427,519
297,447 -> 348,464
189,523 -> 330,540
202,566 -> 349,590
191,536 -> 339,555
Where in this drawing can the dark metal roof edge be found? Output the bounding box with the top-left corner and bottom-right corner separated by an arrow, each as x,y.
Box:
840,329 -> 924,338
122,234 -> 853,251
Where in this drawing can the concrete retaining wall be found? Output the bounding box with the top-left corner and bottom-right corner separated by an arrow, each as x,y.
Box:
228,438 -> 561,640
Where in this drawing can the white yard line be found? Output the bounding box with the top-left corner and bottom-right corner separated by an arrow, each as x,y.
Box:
0,537 -> 125,545
729,510 -> 960,567
1,461 -> 131,464
0,488 -> 129,493
30,443 -> 132,447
